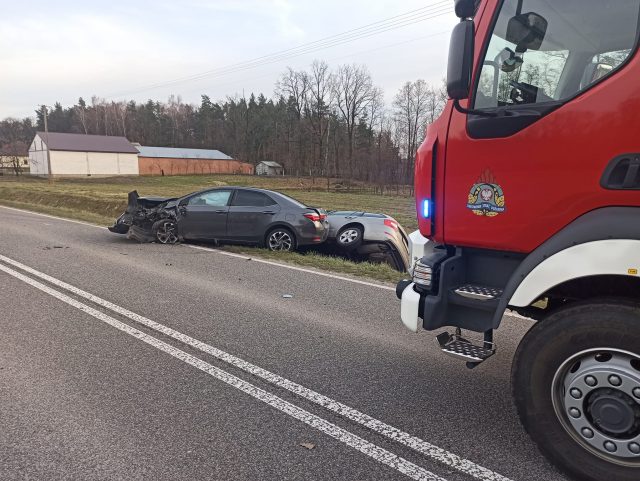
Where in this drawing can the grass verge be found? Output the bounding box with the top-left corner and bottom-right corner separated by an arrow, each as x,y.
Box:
0,175 -> 417,231
0,194 -> 406,285
223,246 -> 406,284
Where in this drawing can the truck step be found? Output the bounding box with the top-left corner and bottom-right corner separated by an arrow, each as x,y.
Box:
454,284 -> 503,301
436,331 -> 496,365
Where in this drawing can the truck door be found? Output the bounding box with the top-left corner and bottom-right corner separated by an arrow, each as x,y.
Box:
443,0 -> 640,254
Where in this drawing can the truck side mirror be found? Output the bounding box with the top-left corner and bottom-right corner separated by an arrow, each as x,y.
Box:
454,0 -> 476,18
447,20 -> 475,100
506,12 -> 548,53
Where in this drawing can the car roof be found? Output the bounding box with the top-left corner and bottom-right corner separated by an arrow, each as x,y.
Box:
187,186 -> 308,207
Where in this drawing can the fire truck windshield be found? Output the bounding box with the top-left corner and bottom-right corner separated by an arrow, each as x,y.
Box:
473,0 -> 640,109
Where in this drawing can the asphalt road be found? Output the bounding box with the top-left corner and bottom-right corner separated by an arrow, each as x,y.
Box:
0,206 -> 571,481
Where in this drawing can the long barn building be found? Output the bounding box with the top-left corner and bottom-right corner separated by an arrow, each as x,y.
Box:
28,132 -> 139,176
136,146 -> 253,175
27,132 -> 254,177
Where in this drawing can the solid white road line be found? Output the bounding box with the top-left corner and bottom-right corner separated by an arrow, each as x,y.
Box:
0,253 -> 512,481
0,205 -> 395,291
0,206 -> 534,320
0,205 -> 104,229
187,244 -> 396,291
0,262 -> 447,481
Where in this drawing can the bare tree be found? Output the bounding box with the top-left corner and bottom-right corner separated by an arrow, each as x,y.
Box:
393,79 -> 433,184
276,67 -> 310,119
74,98 -> 89,134
114,101 -> 128,138
334,64 -> 375,179
426,81 -> 448,124
307,60 -> 334,179
276,67 -> 310,175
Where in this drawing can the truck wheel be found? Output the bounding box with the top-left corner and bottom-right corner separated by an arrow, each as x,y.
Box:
512,300 -> 640,481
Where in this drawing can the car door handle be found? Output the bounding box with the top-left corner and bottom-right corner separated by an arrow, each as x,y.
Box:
261,211 -> 276,215
215,209 -> 226,214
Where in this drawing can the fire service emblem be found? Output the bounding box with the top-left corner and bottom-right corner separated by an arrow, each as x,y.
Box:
467,170 -> 506,217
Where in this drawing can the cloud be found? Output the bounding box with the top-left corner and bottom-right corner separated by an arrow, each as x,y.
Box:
0,0 -> 456,118
0,11 -> 207,114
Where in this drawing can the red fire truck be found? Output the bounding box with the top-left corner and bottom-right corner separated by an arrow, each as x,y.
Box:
396,1 -> 640,479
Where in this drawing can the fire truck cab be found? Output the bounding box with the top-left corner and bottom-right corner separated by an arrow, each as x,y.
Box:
396,1 -> 640,479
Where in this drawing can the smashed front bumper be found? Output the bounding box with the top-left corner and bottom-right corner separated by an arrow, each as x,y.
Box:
107,190 -> 177,243
126,225 -> 156,243
108,214 -> 131,234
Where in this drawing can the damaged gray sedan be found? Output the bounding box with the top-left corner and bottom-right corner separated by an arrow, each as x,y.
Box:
109,187 -> 329,252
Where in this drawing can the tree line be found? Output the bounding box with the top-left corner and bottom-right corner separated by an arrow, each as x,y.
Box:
0,60 -> 446,186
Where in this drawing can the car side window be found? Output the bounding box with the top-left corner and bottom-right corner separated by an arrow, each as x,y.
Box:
231,191 -> 276,207
187,191 -> 231,207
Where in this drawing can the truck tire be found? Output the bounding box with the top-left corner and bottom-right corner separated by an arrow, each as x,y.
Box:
512,300 -> 640,481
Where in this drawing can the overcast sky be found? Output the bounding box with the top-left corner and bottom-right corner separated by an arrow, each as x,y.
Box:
1,0 -> 457,119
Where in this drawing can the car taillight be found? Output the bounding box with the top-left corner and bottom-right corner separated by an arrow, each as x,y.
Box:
384,219 -> 398,230
304,213 -> 321,222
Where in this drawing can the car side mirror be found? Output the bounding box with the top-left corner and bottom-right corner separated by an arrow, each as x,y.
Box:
447,20 -> 475,100
179,198 -> 189,206
506,12 -> 548,53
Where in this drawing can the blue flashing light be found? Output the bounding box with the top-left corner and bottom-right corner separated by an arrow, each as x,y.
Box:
422,199 -> 431,218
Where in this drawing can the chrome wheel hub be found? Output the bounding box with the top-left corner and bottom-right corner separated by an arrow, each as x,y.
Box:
156,222 -> 178,244
339,229 -> 359,244
552,349 -> 640,466
268,231 -> 292,251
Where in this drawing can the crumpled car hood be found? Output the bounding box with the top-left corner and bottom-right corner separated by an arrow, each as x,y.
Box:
126,190 -> 176,210
108,190 -> 179,238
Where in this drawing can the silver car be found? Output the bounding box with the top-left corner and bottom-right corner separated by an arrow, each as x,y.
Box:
326,211 -> 411,271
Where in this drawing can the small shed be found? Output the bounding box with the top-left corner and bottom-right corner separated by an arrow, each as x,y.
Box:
28,132 -> 139,177
0,155 -> 29,175
136,146 -> 254,176
256,161 -> 284,176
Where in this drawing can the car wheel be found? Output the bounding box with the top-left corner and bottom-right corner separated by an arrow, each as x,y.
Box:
512,300 -> 640,481
266,228 -> 296,252
152,219 -> 179,245
336,225 -> 363,251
